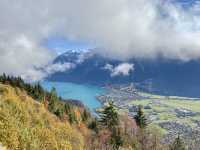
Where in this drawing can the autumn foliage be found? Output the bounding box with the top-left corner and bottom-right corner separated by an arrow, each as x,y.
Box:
0,84 -> 84,150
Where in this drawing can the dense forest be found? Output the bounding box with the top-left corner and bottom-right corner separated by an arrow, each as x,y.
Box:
0,74 -> 187,150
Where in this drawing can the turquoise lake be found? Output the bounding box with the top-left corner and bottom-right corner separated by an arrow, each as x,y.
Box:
41,81 -> 105,111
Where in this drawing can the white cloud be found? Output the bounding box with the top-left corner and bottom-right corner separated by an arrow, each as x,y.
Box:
0,0 -> 200,80
103,63 -> 134,77
103,64 -> 114,71
19,62 -> 76,82
45,62 -> 76,74
0,35 -> 53,81
21,69 -> 47,82
112,63 -> 134,76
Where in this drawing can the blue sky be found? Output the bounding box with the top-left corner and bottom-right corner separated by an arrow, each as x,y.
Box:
45,37 -> 94,55
174,0 -> 198,8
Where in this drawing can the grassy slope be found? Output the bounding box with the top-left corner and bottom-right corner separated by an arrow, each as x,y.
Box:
0,84 -> 84,150
128,93 -> 200,133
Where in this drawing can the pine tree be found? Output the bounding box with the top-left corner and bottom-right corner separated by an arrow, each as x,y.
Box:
134,105 -> 147,129
64,103 -> 71,114
110,128 -> 123,150
68,111 -> 77,124
88,118 -> 99,133
54,108 -> 64,119
99,101 -> 119,130
48,87 -> 58,113
82,109 -> 90,122
170,135 -> 186,150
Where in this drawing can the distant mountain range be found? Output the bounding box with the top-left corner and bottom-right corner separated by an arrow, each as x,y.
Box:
47,50 -> 200,97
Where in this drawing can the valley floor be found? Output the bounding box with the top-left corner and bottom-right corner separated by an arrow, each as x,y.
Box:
97,84 -> 200,145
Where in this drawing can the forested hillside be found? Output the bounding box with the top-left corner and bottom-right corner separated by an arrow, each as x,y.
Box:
0,83 -> 84,149
0,74 -> 186,150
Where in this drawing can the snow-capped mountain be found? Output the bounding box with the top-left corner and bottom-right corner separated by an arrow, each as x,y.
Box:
47,50 -> 200,97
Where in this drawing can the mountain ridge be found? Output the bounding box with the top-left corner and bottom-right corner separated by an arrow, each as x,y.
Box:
48,50 -> 200,97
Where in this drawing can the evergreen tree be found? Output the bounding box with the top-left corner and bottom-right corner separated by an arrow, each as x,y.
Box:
54,108 -> 64,119
68,111 -> 77,124
134,105 -> 147,129
170,135 -> 186,150
82,109 -> 90,122
48,87 -> 58,113
64,103 -> 71,114
88,118 -> 99,133
99,101 -> 119,130
110,128 -> 123,150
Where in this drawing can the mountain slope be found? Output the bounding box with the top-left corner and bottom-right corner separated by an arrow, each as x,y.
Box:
0,76 -> 190,149
48,51 -> 200,97
0,83 -> 84,150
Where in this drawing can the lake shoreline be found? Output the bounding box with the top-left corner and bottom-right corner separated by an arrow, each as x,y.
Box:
41,81 -> 106,111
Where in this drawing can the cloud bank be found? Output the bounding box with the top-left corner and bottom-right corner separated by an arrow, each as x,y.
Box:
103,63 -> 134,77
0,0 -> 200,80
45,63 -> 76,75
